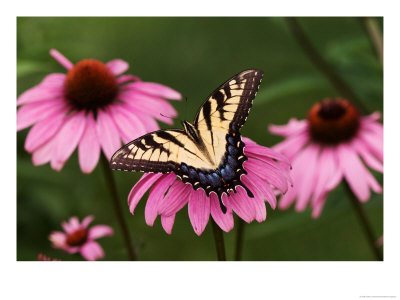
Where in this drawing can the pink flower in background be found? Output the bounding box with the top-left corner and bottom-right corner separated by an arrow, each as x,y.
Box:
49,215 -> 113,261
37,253 -> 60,261
17,49 -> 181,173
128,137 -> 292,236
269,98 -> 383,218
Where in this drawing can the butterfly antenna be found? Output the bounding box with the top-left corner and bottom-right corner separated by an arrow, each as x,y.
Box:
184,96 -> 188,120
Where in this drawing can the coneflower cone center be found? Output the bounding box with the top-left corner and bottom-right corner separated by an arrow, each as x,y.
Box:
64,59 -> 118,111
66,228 -> 88,246
308,98 -> 360,144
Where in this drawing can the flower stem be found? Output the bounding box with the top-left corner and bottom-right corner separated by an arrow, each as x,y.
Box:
234,217 -> 245,261
100,154 -> 136,261
285,17 -> 370,115
344,181 -> 383,260
211,218 -> 226,261
359,17 -> 383,63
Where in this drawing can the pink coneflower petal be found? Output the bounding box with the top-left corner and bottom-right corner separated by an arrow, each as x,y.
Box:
50,111 -> 87,171
17,86 -> 63,106
24,109 -> 66,153
96,109 -> 122,160
244,171 -> 277,209
311,147 -> 337,205
116,74 -> 142,84
32,137 -> 57,166
78,112 -> 101,174
245,158 -> 288,194
128,173 -> 164,214
161,214 -> 176,235
359,129 -> 383,162
126,81 -> 182,100
338,144 -> 370,202
145,174 -> 176,226
158,181 -> 192,216
242,176 -> 267,222
272,131 -> 310,160
295,144 -> 320,211
50,49 -> 73,70
88,225 -> 114,240
188,189 -> 210,236
106,59 -> 129,76
352,139 -> 383,172
109,104 -> 147,143
81,215 -> 94,228
49,231 -> 66,248
119,91 -> 177,125
229,187 -> 257,223
122,105 -> 160,132
244,137 -> 291,166
268,118 -> 308,137
80,241 -> 104,261
17,100 -> 65,131
210,193 -> 234,232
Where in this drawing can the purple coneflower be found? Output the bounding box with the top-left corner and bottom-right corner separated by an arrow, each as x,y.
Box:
17,49 -> 181,173
49,215 -> 113,261
269,98 -> 383,218
127,137 -> 292,236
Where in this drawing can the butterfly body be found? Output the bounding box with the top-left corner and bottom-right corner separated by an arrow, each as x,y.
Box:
110,69 -> 264,213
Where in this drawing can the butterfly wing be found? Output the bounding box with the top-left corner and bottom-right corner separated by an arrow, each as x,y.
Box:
110,129 -> 221,173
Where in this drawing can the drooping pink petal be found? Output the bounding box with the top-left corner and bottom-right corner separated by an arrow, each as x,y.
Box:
126,81 -> 182,100
106,59 -> 129,76
311,147 -> 337,205
359,129 -> 383,162
80,241 -> 104,261
88,225 -> 114,240
268,118 -> 308,137
109,103 -> 147,144
17,99 -> 66,131
145,173 -> 176,226
228,187 -> 257,223
161,214 -> 176,235
352,139 -> 383,172
188,188 -> 211,236
128,173 -> 164,214
81,215 -> 94,228
210,193 -> 234,232
365,169 -> 383,194
78,112 -> 101,174
338,144 -> 370,202
119,90 -> 177,125
157,181 -> 192,217
32,137 -> 57,166
244,158 -> 288,194
39,73 -> 67,89
311,196 -> 327,218
96,108 -> 122,160
241,177 -> 267,222
50,49 -> 74,70
244,171 -> 277,209
295,144 -> 320,211
51,111 -> 87,171
24,109 -> 66,153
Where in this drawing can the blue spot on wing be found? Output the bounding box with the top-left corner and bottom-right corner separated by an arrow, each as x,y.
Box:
221,165 -> 235,180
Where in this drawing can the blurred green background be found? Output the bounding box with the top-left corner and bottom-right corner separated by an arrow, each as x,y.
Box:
17,17 -> 383,261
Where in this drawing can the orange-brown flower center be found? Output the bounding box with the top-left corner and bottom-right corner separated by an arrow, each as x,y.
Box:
66,228 -> 88,247
64,59 -> 118,111
308,98 -> 360,144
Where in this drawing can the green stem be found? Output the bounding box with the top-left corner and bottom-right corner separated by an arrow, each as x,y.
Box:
344,181 -> 383,260
211,218 -> 226,261
359,17 -> 383,63
101,154 -> 137,261
234,218 -> 245,261
285,17 -> 370,115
